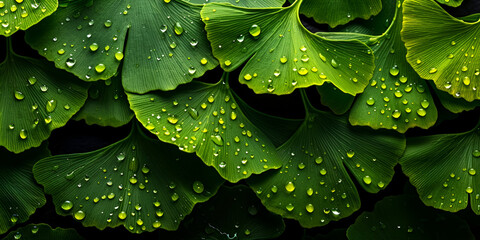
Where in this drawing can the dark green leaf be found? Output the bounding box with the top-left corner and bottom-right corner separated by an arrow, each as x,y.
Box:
316,84 -> 354,115
2,224 -> 83,240
0,0 -> 57,37
187,0 -> 285,7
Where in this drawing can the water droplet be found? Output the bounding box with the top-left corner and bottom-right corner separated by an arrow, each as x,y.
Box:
61,200 -> 73,211
363,176 -> 372,185
315,157 -> 323,164
306,204 -> 314,213
174,22 -> 184,35
366,98 -> 375,106
188,67 -> 196,75
466,187 -> 474,194
193,181 -> 204,193
331,59 -> 338,68
219,161 -> 226,168
429,68 -> 437,74
473,150 -> 480,158
286,203 -> 294,211
416,108 -> 426,117
89,43 -> 99,52
307,188 -> 313,196
468,168 -> 476,176
14,91 -> 24,100
66,58 -> 76,68
46,99 -> 57,113
347,150 -> 355,158
392,110 -> 401,119
285,182 -> 295,192
167,116 -> 178,124
211,135 -> 224,146
421,100 -> 430,109
74,210 -> 85,220
115,52 -> 124,61
280,56 -> 287,63
243,74 -> 252,81
171,192 -> 179,201
298,68 -> 308,76
118,211 -> 127,220
19,129 -> 27,140
249,24 -> 261,37
95,63 -> 106,73
389,67 -> 399,76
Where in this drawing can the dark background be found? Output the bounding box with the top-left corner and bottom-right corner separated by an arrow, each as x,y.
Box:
1,0 -> 480,239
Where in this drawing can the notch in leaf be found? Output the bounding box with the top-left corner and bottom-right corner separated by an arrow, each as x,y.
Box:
400,119 -> 480,214
0,39 -> 88,153
0,0 -> 58,37
127,73 -> 282,183
247,90 -> 405,227
200,0 -> 375,95
0,144 -> 49,235
26,0 -> 219,93
402,0 -> 480,101
33,123 -> 224,233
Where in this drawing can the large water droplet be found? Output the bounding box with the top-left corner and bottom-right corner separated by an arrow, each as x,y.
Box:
61,200 -> 73,211
249,24 -> 261,38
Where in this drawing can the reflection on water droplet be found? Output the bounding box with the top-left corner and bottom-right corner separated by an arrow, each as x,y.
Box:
61,200 -> 73,211
363,176 -> 372,184
249,24 -> 261,37
285,182 -> 295,192
193,181 -> 204,194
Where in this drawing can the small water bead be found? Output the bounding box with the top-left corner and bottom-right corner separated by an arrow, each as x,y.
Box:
286,203 -> 294,211
285,182 -> 295,192
19,129 -> 27,140
366,98 -> 375,106
118,211 -> 127,220
421,100 -> 430,109
224,60 -> 232,66
331,59 -> 338,68
416,108 -> 426,117
466,187 -> 474,194
377,182 -> 385,188
298,68 -> 308,76
463,76 -> 471,86
57,49 -> 65,55
95,64 -> 106,73
171,193 -> 179,201
468,168 -> 476,176
429,68 -> 437,74
211,135 -> 224,146
244,229 -> 251,236
10,214 -> 18,223
462,66 -> 468,72
249,24 -> 261,38
389,67 -> 399,76
363,176 -> 372,185
104,20 -> 112,28
115,52 -> 124,61
74,210 -> 85,220
174,22 -> 184,35
306,188 -> 313,196
89,43 -> 99,52
306,204 -> 314,213
243,74 -> 252,81
28,77 -> 37,85
320,169 -> 327,175
280,56 -> 287,63
447,54 -> 454,59
394,90 -> 403,98
46,99 -> 57,112
473,150 -> 480,158
61,200 -> 73,211
66,58 -> 76,68
169,42 -> 177,49
392,110 -> 401,119
192,181 -> 204,194
14,233 -> 21,240
153,221 -> 162,228
399,76 -> 408,83
167,116 -> 178,124
219,161 -> 226,168
14,91 -> 24,100
31,226 -> 38,234
347,150 -> 355,158
200,58 -> 208,65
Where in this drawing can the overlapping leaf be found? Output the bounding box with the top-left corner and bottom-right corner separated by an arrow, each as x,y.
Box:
200,0 -> 375,95
74,73 -> 133,127
402,0 -> 480,101
0,42 -> 88,153
0,144 -> 49,235
127,74 -> 282,183
321,0 -> 437,133
173,185 -> 285,240
347,195 -> 474,239
33,123 -> 224,233
187,0 -> 285,7
400,120 -> 480,214
26,0 -> 219,93
299,0 -> 382,28
436,0 -> 463,7
434,85 -> 480,113
316,84 -> 354,115
0,0 -> 57,36
247,91 -> 405,227
2,224 -> 84,240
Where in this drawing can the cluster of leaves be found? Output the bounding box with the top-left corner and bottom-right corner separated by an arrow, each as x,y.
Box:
0,0 -> 479,239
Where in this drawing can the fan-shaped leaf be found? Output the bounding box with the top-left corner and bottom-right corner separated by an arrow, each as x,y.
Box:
25,0 -> 219,93
33,123 -> 224,233
436,0 -> 463,7
322,0 -> 438,133
400,120 -> 480,214
402,0 -> 480,101
247,91 -> 405,227
0,0 -> 57,37
200,0 -> 375,95
434,84 -> 480,113
0,144 -> 49,234
0,42 -> 88,153
187,0 -> 285,7
3,224 -> 84,240
74,73 -> 133,127
127,73 -> 282,183
174,185 -> 285,240
347,195 -> 474,240
299,0 -> 382,28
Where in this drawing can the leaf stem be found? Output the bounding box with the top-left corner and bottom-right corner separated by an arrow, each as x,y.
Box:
299,89 -> 314,116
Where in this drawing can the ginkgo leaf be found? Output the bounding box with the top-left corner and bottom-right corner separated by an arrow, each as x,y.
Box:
74,73 -> 134,127
434,84 -> 480,113
402,0 -> 480,102
0,0 -> 57,37
298,0 -> 382,28
400,120 -> 480,214
200,0 -> 375,95
25,0 -> 219,93
33,123 -> 224,233
435,0 -> 463,7
187,0 -> 285,7
0,40 -> 89,153
127,73 -> 282,183
247,90 -> 405,228
0,144 -> 49,235
321,0 -> 438,133
3,224 -> 84,240
173,185 -> 285,240
316,84 -> 354,115
347,195 -> 474,240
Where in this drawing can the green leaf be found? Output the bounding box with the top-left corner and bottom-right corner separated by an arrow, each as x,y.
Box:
402,0 -> 480,102
200,1 -> 375,95
400,120 -> 480,214
74,73 -> 134,127
435,0 -> 463,7
0,0 -> 58,37
0,144 -> 49,235
316,84 -> 354,115
2,224 -> 84,240
299,0 -> 382,28
0,41 -> 88,153
174,185 -> 285,240
187,0 -> 285,7
32,123 -> 224,233
322,0 -> 438,133
434,84 -> 480,113
347,195 -> 474,240
247,91 -> 405,227
25,0 -> 219,93
127,73 -> 282,183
